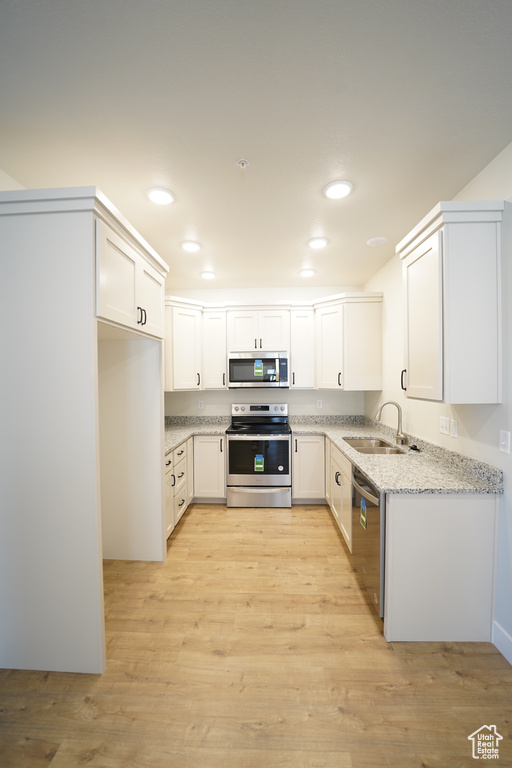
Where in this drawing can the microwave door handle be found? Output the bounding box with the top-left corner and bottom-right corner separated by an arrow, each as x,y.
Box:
275,358 -> 279,382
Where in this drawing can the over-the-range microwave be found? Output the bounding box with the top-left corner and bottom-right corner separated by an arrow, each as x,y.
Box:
228,351 -> 289,388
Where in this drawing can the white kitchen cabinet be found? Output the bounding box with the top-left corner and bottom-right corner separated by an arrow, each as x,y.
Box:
384,493 -> 498,641
186,437 -> 194,504
0,187 -> 168,674
227,309 -> 290,351
292,434 -> 325,499
172,442 -> 189,525
398,201 -> 504,403
202,310 -> 227,389
193,435 -> 226,499
315,295 -> 382,391
325,438 -> 332,508
167,303 -> 202,390
315,303 -> 344,389
290,309 -> 315,388
329,443 -> 353,551
96,219 -> 165,338
164,453 -> 174,538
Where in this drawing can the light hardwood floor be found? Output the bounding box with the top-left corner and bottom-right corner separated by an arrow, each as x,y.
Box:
1,503 -> 511,767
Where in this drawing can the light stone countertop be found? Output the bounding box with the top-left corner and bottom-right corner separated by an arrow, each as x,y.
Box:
164,416 -> 503,496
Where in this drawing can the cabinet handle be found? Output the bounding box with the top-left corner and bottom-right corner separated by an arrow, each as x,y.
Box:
165,459 -> 172,466
178,471 -> 185,479
401,369 -> 407,391
172,474 -> 176,487
137,306 -> 142,324
335,471 -> 341,486
179,499 -> 185,507
223,372 -> 226,386
260,338 -> 262,348
292,372 -> 295,385
338,372 -> 342,386
142,308 -> 147,326
295,439 -> 298,452
177,450 -> 184,456
220,438 -> 223,452
254,338 -> 258,349
197,373 -> 200,386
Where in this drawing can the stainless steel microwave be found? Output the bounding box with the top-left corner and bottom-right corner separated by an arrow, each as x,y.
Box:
228,352 -> 289,388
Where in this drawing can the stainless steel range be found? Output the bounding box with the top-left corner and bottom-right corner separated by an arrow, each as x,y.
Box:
226,403 -> 292,508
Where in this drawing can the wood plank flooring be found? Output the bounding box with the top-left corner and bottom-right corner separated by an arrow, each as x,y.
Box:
1,503 -> 511,767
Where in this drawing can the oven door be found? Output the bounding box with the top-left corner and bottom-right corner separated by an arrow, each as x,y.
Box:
227,434 -> 291,486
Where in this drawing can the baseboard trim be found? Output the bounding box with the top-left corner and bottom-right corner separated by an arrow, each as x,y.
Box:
492,620 -> 512,666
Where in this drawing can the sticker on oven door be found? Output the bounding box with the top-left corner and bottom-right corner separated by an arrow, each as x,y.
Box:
360,498 -> 367,529
255,453 -> 264,471
254,359 -> 263,376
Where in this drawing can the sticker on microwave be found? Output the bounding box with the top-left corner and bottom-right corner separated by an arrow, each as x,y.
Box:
255,454 -> 264,471
254,359 -> 263,376
360,498 -> 367,529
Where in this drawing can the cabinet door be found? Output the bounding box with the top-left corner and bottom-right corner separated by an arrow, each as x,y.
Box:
164,459 -> 174,539
172,306 -> 202,390
202,311 -> 227,389
186,438 -> 194,504
258,309 -> 290,350
138,260 -> 165,338
403,232 -> 443,400
193,435 -> 226,498
330,447 -> 352,551
227,311 -> 259,351
292,435 -> 325,498
343,300 -> 382,390
316,304 -> 344,389
290,310 -> 315,388
96,220 -> 138,330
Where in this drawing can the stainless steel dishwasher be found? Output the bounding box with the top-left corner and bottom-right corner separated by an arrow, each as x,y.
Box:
351,468 -> 385,619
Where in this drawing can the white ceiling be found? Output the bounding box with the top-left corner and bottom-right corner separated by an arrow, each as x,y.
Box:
2,0 -> 512,292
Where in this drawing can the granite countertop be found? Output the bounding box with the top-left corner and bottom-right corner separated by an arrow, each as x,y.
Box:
164,416 -> 503,496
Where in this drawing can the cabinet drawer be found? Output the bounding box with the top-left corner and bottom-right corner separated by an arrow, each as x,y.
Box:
173,442 -> 187,464
174,458 -> 187,492
331,443 -> 352,480
173,487 -> 188,523
164,453 -> 173,475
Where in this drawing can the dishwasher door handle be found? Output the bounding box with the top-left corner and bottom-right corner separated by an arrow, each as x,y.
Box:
352,476 -> 379,506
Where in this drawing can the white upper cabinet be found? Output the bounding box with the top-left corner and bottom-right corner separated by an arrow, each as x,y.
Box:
202,310 -> 227,389
315,295 -> 382,391
96,220 -> 165,338
167,303 -> 202,390
398,201 -> 504,404
227,309 -> 290,351
290,309 -> 315,388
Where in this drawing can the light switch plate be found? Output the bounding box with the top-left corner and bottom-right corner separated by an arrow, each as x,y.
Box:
499,430 -> 511,454
450,419 -> 458,438
440,416 -> 450,435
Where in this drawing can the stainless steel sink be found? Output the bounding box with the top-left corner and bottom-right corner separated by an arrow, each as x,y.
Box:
355,446 -> 405,454
343,438 -> 392,448
343,437 -> 405,455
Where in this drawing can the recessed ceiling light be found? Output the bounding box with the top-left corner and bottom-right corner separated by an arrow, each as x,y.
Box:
366,236 -> 388,247
324,180 -> 353,199
182,241 -> 201,252
201,271 -> 215,280
308,237 -> 328,249
300,269 -> 315,278
147,187 -> 174,205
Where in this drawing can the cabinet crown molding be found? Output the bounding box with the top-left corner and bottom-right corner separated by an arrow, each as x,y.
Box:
165,291 -> 383,312
396,200 -> 505,261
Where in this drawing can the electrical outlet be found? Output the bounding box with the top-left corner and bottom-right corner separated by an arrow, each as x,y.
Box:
317,400 -> 322,408
198,400 -> 204,409
439,416 -> 450,435
450,419 -> 458,438
499,430 -> 511,454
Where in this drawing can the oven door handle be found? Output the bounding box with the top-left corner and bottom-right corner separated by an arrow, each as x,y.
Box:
227,434 -> 291,441
228,487 -> 291,494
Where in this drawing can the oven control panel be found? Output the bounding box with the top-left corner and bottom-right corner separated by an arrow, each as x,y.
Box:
231,403 -> 288,416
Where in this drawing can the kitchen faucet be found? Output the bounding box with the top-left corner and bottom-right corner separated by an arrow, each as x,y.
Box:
374,401 -> 407,445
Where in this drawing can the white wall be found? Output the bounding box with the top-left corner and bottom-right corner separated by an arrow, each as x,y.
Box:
165,388 -> 364,417
0,169 -> 24,190
364,140 -> 512,662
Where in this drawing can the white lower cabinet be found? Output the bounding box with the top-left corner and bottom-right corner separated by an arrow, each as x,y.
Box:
164,439 -> 192,539
384,493 -> 498,641
193,435 -> 226,499
329,442 -> 353,551
292,435 -> 325,499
